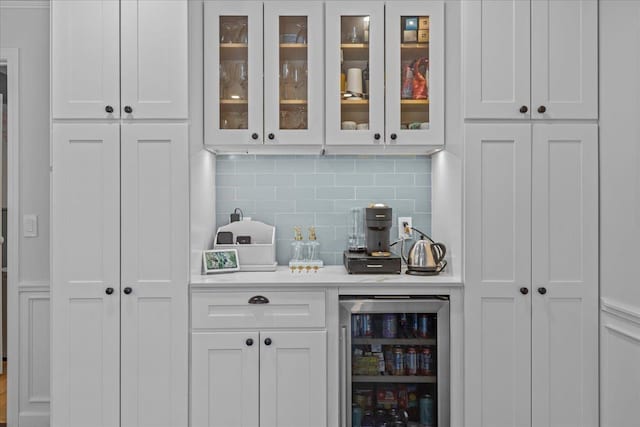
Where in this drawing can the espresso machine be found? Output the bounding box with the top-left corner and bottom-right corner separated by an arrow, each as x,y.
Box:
343,204 -> 401,274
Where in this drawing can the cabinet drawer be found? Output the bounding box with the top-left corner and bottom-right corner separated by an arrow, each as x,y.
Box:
192,291 -> 326,329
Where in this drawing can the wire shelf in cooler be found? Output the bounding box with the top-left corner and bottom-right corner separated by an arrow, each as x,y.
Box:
352,338 -> 436,346
352,375 -> 437,384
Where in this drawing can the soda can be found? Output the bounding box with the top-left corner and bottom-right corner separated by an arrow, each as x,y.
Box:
411,313 -> 419,337
405,347 -> 417,375
384,348 -> 394,374
420,347 -> 434,375
392,347 -> 405,375
418,314 -> 430,338
382,314 -> 397,338
419,394 -> 434,427
361,314 -> 374,337
352,314 -> 361,337
352,404 -> 363,427
399,313 -> 408,337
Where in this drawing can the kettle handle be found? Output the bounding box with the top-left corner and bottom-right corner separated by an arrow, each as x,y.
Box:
431,243 -> 447,264
435,259 -> 448,274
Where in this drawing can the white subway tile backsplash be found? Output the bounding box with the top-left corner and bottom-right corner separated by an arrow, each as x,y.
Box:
216,155 -> 432,265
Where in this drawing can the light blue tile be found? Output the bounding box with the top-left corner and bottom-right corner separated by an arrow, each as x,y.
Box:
316,187 -> 355,200
334,200 -> 367,214
316,159 -> 356,173
276,240 -> 292,265
312,226 -> 335,240
217,174 -> 255,187
355,158 -> 395,173
236,159 -> 276,174
251,213 -> 276,226
236,187 -> 276,201
395,157 -> 431,173
275,213 -> 316,227
255,174 -> 296,186
274,158 -> 317,173
255,200 -> 295,213
322,238 -> 348,252
216,160 -> 236,174
319,252 -> 338,265
415,173 -> 432,187
356,187 -> 395,200
216,200 -> 256,215
296,174 -> 335,187
216,187 -> 235,201
296,199 -> 335,213
396,186 -> 428,200
387,200 -> 416,216
375,173 -> 414,186
335,173 -> 375,186
276,187 -> 316,200
316,213 -> 349,226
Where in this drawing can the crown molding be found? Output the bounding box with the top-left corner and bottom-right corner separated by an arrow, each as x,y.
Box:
0,1 -> 49,9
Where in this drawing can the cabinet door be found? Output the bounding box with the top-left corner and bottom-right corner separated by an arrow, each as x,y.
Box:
120,124 -> 189,427
325,2 -> 385,145
51,124 -> 120,427
463,0 -> 531,119
121,0 -> 188,119
260,330 -> 327,427
51,0 -> 120,119
464,124 -> 532,427
191,332 -> 260,427
205,1 -> 263,146
531,0 -> 598,119
264,2 -> 324,146
531,124 -> 598,427
385,1 -> 444,146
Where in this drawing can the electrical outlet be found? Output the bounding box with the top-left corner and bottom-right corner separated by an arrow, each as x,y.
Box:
398,216 -> 412,239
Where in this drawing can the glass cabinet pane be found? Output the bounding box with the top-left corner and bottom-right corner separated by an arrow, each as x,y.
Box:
279,16 -> 308,130
219,15 -> 249,130
399,15 -> 430,130
340,15 -> 370,131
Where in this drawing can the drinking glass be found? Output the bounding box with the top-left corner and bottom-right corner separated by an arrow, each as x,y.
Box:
296,23 -> 307,44
281,62 -> 293,99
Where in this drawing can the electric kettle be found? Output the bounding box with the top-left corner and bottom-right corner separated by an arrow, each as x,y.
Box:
401,228 -> 447,276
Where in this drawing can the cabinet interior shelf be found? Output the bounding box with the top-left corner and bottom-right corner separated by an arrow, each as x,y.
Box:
352,375 -> 437,384
280,43 -> 308,49
401,43 -> 429,49
280,100 -> 308,105
341,99 -> 369,105
352,338 -> 437,346
220,43 -> 248,49
401,99 -> 429,105
341,43 -> 369,49
220,99 -> 249,105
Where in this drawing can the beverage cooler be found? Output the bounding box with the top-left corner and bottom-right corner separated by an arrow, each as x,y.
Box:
339,297 -> 450,427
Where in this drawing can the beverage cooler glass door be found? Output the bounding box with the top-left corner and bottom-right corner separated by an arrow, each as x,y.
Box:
340,297 -> 450,427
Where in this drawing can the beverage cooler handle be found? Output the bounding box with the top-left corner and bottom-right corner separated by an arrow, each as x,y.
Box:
340,326 -> 347,427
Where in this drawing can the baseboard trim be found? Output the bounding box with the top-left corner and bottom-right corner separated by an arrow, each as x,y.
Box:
601,297 -> 640,326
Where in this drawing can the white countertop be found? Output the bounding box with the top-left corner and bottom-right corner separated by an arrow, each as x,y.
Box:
191,265 -> 462,287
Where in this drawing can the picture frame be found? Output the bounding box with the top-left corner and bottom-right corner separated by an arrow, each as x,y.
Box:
203,249 -> 240,274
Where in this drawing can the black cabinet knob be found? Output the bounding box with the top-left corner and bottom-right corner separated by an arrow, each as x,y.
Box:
248,295 -> 270,304
251,133 -> 259,140
537,105 -> 546,114
519,105 -> 528,114
390,133 -> 397,140
124,106 -> 133,114
105,105 -> 114,114
268,133 -> 275,140
264,338 -> 272,346
374,133 -> 381,140
520,287 -> 529,295
246,338 -> 254,346
538,287 -> 547,295
123,287 -> 133,295
105,287 -> 114,295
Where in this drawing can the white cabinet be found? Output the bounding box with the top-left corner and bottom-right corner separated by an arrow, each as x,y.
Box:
191,292 -> 327,427
52,0 -> 188,119
51,124 -> 189,427
464,0 -> 597,119
51,123 -> 121,427
325,1 -> 444,147
205,1 -> 324,147
464,123 -> 598,427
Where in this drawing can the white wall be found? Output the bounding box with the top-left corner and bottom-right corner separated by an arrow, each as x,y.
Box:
0,3 -> 50,283
599,1 -> 640,426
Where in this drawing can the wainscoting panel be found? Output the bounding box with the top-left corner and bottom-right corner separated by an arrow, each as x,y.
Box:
601,298 -> 640,427
18,285 -> 50,427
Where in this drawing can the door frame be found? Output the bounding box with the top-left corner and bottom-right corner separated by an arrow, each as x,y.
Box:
1,47 -> 21,427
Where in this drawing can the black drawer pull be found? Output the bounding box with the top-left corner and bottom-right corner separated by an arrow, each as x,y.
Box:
248,295 -> 269,304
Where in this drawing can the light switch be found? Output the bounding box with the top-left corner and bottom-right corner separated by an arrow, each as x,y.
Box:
23,214 -> 38,238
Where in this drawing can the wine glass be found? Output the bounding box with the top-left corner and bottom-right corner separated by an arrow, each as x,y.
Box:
237,62 -> 248,99
281,62 -> 293,100
237,23 -> 248,44
219,63 -> 231,99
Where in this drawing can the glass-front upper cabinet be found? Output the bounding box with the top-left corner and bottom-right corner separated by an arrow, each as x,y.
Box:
325,2 -> 385,146
385,2 -> 444,146
264,2 -> 323,145
205,1 -> 263,146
